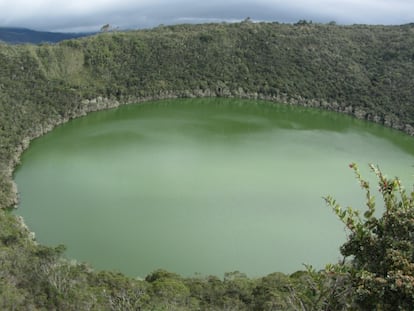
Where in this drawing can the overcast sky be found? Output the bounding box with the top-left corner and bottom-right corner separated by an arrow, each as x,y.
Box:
0,0 -> 413,33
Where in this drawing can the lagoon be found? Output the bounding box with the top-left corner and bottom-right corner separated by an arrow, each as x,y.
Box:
14,98 -> 414,278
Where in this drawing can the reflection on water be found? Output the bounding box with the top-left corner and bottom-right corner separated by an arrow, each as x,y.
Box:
14,98 -> 414,277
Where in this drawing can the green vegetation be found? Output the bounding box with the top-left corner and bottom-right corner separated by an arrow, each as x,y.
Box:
1,21 -> 414,309
325,164 -> 414,310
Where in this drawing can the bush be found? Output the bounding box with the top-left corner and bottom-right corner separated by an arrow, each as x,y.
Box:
325,163 -> 414,310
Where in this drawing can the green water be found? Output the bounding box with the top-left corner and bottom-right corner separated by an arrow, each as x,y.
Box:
14,98 -> 414,278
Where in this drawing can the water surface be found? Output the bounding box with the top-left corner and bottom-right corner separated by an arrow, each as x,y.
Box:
14,98 -> 414,277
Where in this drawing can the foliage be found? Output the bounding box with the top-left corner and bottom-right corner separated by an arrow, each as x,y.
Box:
325,163 -> 414,310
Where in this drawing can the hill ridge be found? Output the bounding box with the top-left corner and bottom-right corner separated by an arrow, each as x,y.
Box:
0,26 -> 92,44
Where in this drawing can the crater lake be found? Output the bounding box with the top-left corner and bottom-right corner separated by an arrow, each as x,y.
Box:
14,98 -> 414,278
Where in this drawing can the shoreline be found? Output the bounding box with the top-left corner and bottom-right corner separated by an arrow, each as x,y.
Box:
5,90 -> 414,210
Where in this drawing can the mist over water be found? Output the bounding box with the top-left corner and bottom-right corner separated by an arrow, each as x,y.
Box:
14,98 -> 414,277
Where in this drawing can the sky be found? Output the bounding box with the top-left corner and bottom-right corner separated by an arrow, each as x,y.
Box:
0,0 -> 413,33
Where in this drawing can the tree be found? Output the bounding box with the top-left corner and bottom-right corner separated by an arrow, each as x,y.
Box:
325,163 -> 414,310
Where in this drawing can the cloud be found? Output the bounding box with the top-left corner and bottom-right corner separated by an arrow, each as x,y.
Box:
297,0 -> 414,24
0,0 -> 413,32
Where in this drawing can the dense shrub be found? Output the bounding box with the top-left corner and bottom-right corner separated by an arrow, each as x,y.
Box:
326,164 -> 414,310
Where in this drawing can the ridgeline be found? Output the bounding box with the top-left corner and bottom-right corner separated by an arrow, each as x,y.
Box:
0,27 -> 90,44
1,21 -> 414,309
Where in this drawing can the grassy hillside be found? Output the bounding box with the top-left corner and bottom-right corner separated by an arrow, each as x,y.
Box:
1,21 -> 414,309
